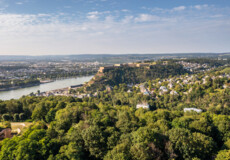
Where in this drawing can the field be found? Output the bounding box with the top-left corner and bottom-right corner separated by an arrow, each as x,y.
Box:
10,122 -> 32,130
221,67 -> 230,73
0,122 -> 32,134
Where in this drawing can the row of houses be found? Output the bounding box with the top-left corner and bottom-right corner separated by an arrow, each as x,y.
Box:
98,62 -> 155,73
136,103 -> 202,113
134,72 -> 230,110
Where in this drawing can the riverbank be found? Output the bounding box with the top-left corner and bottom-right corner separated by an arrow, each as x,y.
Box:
0,83 -> 40,92
0,75 -> 93,92
0,76 -> 94,100
40,80 -> 55,84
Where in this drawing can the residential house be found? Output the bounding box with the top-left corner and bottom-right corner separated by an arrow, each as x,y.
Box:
136,103 -> 150,109
170,90 -> 178,95
184,108 -> 202,113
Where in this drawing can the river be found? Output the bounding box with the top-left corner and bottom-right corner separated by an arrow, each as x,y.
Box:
0,75 -> 93,101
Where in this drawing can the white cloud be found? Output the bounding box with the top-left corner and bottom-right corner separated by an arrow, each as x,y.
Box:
105,15 -> 115,22
150,6 -> 186,13
87,14 -> 98,20
151,7 -> 165,13
210,14 -> 223,18
0,0 -> 8,12
193,4 -> 209,10
173,6 -> 186,11
121,9 -> 129,12
87,11 -> 99,20
121,15 -> 133,23
0,6 -> 229,55
37,14 -> 50,17
16,2 -> 23,5
134,14 -> 160,22
88,11 -> 99,15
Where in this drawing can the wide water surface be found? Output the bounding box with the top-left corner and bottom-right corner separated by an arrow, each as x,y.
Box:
0,75 -> 93,100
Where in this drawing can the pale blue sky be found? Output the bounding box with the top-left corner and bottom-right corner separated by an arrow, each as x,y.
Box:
0,0 -> 229,55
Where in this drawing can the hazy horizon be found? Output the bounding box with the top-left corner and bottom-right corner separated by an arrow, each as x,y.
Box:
0,52 -> 229,56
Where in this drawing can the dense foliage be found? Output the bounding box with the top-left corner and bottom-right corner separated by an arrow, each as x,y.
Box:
0,95 -> 230,160
0,64 -> 230,160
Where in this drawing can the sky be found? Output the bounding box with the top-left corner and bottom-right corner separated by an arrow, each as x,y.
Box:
0,0 -> 230,55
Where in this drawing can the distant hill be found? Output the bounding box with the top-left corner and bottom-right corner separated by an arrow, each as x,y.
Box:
86,62 -> 189,91
0,53 -> 228,63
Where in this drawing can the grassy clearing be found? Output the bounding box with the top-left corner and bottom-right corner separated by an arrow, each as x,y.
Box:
0,122 -> 32,131
221,67 -> 230,74
10,122 -> 32,131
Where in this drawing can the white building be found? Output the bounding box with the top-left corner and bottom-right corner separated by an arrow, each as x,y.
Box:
223,84 -> 230,89
170,90 -> 178,95
127,89 -> 132,93
183,80 -> 188,84
168,83 -> 174,89
136,103 -> 150,109
159,86 -> 168,92
140,85 -> 148,93
184,108 -> 202,113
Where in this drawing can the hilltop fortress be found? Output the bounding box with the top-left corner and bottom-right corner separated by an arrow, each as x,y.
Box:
98,62 -> 158,73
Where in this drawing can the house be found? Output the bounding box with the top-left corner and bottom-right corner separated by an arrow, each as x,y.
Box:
170,90 -> 178,95
127,89 -> 132,93
183,80 -> 188,84
106,86 -> 113,92
139,85 -> 149,95
184,108 -> 202,113
77,95 -> 84,98
202,78 -> 206,84
127,63 -> 137,67
162,61 -> 168,65
202,75 -> 210,84
136,63 -> 150,67
98,66 -> 113,73
159,86 -> 168,92
93,92 -> 98,97
159,86 -> 168,95
143,91 -> 150,96
114,64 -> 122,67
127,84 -> 133,88
140,85 -> 147,93
168,83 -> 174,89
87,94 -> 92,97
136,103 -> 150,109
223,84 -> 230,89
77,94 -> 87,98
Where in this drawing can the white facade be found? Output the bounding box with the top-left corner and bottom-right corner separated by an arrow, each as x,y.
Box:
160,86 -> 168,92
136,103 -> 150,109
184,108 -> 202,113
170,90 -> 178,95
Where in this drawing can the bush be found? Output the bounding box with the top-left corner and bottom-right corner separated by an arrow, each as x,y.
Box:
13,113 -> 20,122
2,114 -> 11,121
2,121 -> 11,128
19,113 -> 26,121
